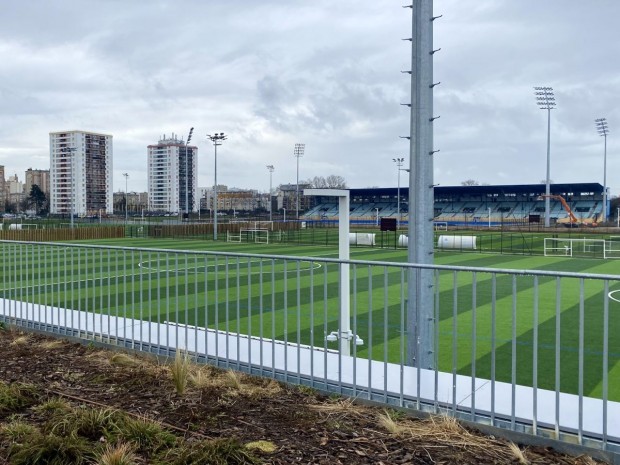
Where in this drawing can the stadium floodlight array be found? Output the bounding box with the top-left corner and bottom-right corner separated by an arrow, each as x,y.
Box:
595,118 -> 610,223
534,86 -> 556,228
294,143 -> 305,220
266,165 -> 275,222
207,132 -> 227,241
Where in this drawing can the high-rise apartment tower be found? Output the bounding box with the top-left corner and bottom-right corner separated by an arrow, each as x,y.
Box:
49,131 -> 113,216
147,134 -> 197,213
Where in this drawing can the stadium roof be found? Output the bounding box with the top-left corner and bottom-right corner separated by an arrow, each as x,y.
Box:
346,183 -> 604,198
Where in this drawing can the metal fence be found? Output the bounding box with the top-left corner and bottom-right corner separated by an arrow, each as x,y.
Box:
1,240 -> 619,454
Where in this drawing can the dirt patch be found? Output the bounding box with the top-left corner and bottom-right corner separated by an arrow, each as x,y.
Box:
0,326 -> 605,464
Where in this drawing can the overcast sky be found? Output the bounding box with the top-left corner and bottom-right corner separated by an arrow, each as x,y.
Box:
1,1 -> 618,196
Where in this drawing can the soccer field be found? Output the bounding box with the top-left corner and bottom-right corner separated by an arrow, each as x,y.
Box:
2,236 -> 620,401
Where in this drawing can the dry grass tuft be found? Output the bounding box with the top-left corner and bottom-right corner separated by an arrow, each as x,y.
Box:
377,410 -> 409,436
245,440 -> 277,453
109,353 -> 140,368
310,397 -> 363,419
376,411 -> 539,463
40,339 -> 65,350
96,442 -> 138,465
171,349 -> 191,395
222,370 -> 243,390
189,366 -> 215,389
10,334 -> 32,346
508,442 -> 529,464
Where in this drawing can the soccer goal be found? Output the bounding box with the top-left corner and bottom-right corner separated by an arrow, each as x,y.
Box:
604,236 -> 620,259
227,231 -> 242,243
434,222 -> 448,231
544,238 -> 606,258
241,228 -> 269,244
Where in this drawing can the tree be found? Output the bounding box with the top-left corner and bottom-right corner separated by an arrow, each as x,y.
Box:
461,179 -> 479,186
27,184 -> 47,215
309,175 -> 347,189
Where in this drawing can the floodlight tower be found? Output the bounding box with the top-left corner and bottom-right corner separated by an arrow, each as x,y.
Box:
595,118 -> 610,223
294,143 -> 305,219
266,164 -> 275,222
392,157 -> 404,228
184,127 -> 194,219
534,86 -> 556,227
207,132 -> 227,240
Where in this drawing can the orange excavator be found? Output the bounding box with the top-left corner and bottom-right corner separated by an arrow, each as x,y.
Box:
538,195 -> 598,227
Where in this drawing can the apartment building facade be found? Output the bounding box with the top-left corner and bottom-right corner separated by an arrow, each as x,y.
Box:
25,168 -> 50,197
49,131 -> 113,216
147,135 -> 197,214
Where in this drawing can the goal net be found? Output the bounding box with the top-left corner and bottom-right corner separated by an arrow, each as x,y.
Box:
241,228 -> 269,244
434,222 -> 448,231
544,238 -> 606,259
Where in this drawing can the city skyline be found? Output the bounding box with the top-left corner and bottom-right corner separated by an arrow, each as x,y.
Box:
0,1 -> 618,195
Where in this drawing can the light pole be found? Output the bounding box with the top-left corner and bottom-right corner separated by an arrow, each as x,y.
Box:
534,86 -> 556,227
207,132 -> 227,240
122,172 -> 129,224
184,127 -> 194,220
595,118 -> 609,223
294,143 -> 305,220
392,157 -> 404,228
266,164 -> 274,222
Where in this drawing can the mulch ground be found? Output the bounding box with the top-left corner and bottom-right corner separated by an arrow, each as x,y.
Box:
0,327 -> 606,464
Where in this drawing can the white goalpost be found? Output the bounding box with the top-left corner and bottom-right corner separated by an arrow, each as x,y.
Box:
544,238 -> 607,258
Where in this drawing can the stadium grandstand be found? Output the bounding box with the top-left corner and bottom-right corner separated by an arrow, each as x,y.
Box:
301,183 -> 605,226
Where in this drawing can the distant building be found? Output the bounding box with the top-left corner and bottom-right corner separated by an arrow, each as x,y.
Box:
25,168 -> 50,197
0,165 -> 5,212
147,134 -> 197,213
217,189 -> 259,212
113,191 -> 148,215
277,183 -> 313,215
49,130 -> 113,216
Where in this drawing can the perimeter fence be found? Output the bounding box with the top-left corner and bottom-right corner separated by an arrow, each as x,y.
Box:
1,240 -> 619,455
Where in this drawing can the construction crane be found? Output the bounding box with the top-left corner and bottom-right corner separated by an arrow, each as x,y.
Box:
537,195 -> 598,227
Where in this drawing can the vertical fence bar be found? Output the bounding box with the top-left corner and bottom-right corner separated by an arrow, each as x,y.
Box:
352,264 -> 358,398
229,256 -> 235,369
271,258 -> 276,380
214,256 -> 219,362
511,275 -> 517,428
296,260 -> 301,384
165,254 -> 170,351
248,258 -> 253,371
174,254 -> 179,351
184,254 -> 189,351
194,254 -> 199,356
532,275 -> 539,435
367,264 -> 373,400
138,250 -> 144,351
401,268 -> 407,408
259,259 -> 264,378
451,271 -> 458,414
578,278 -> 585,444
555,277 -> 561,438
383,266 -> 389,403
491,273 -> 497,425
283,260 -> 288,383
434,268 -> 440,412
203,255 -> 209,360
471,272 -> 477,421
603,280 -> 609,448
